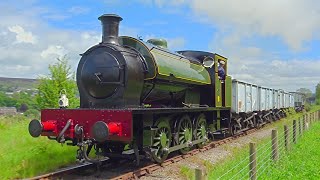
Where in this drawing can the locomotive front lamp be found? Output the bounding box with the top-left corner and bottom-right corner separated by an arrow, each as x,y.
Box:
58,90 -> 69,108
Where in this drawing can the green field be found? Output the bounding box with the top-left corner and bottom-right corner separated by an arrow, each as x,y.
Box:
0,115 -> 77,179
206,107 -> 320,180
258,121 -> 320,179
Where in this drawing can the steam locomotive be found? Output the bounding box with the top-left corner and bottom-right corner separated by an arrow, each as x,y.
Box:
28,14 -> 300,164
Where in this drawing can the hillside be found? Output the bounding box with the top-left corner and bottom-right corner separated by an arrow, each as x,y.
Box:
0,77 -> 38,92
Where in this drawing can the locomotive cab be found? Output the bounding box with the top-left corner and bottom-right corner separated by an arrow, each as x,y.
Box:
213,54 -> 232,108
177,51 -> 232,108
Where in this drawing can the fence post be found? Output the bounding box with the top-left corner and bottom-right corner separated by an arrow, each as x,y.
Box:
309,113 -> 311,126
249,142 -> 257,180
284,125 -> 289,151
309,113 -> 312,125
301,117 -> 303,133
195,168 -> 207,180
293,120 -> 297,144
312,112 -> 314,123
303,115 -> 306,131
298,118 -> 301,136
302,117 -> 304,133
272,129 -> 279,161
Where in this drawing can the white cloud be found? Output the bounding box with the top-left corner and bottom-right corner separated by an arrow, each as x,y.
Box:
138,0 -> 187,7
167,37 -> 186,49
154,0 -> 186,7
8,25 -> 37,44
0,3 -> 102,78
0,1 -> 143,79
68,6 -> 90,15
191,0 -> 320,51
40,45 -> 68,59
0,0 -> 319,93
4,65 -> 32,72
228,57 -> 320,92
147,0 -> 320,51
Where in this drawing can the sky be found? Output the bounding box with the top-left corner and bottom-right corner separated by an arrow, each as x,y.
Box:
0,0 -> 319,92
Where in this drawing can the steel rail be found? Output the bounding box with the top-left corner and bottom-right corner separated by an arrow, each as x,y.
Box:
27,159 -> 109,180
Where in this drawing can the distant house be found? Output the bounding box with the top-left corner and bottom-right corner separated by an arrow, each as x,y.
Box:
0,107 -> 17,115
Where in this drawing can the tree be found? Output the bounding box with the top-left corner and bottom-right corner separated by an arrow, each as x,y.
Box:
296,88 -> 313,98
19,103 -> 28,112
36,56 -> 79,109
316,83 -> 320,105
0,92 -> 17,107
12,91 -> 37,110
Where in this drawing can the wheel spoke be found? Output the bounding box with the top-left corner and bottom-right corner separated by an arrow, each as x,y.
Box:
179,136 -> 185,141
175,115 -> 193,154
193,115 -> 208,148
151,118 -> 171,163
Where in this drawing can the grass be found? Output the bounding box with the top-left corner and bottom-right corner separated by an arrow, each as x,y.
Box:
258,121 -> 320,179
0,115 -> 77,179
179,106 -> 320,179
206,106 -> 320,180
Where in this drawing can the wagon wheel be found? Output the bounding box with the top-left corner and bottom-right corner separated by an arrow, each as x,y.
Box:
175,115 -> 193,154
283,111 -> 287,118
255,115 -> 262,128
151,118 -> 172,163
231,118 -> 240,135
244,118 -> 250,129
193,114 -> 208,148
269,114 -> 275,122
264,114 -> 271,123
231,123 -> 239,135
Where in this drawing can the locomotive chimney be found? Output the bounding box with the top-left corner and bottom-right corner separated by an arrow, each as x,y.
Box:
98,14 -> 123,44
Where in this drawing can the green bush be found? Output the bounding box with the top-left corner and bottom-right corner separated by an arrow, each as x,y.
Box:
304,102 -> 311,112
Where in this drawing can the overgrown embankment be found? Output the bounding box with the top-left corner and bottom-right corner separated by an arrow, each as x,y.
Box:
0,115 -> 77,179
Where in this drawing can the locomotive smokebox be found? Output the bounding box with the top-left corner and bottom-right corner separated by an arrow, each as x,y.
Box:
98,14 -> 123,44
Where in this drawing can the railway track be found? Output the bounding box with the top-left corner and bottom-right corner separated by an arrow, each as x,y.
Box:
112,128 -> 257,180
28,128 -> 257,180
26,159 -> 109,180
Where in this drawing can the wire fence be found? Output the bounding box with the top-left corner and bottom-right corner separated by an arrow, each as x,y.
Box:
194,110 -> 320,180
